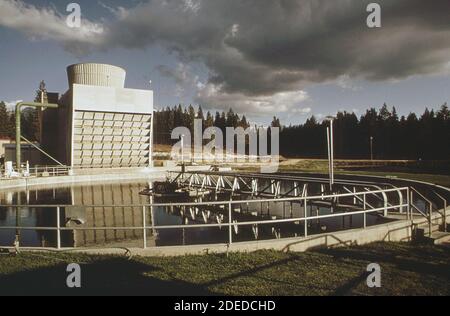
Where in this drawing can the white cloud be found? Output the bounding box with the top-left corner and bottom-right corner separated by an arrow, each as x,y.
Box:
0,0 -> 104,55
182,0 -> 202,14
230,24 -> 240,38
3,0 -> 450,118
291,107 -> 312,114
336,75 -> 361,91
195,82 -> 310,116
157,62 -> 199,97
5,100 -> 23,109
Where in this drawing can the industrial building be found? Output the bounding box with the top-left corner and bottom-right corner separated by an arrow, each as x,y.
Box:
41,63 -> 154,169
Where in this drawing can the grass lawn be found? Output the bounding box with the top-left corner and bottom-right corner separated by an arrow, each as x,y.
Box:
0,242 -> 449,296
233,159 -> 450,187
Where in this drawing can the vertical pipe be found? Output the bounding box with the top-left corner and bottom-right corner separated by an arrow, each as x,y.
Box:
56,207 -> 61,250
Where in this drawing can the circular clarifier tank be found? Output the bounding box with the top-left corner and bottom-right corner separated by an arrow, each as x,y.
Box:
67,63 -> 126,88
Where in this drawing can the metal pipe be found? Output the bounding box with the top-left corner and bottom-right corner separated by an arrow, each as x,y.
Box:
15,102 -> 59,171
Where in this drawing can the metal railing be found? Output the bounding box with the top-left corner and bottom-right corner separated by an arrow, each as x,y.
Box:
409,186 -> 449,236
27,165 -> 72,177
432,190 -> 448,232
0,187 -> 410,250
1,163 -> 152,179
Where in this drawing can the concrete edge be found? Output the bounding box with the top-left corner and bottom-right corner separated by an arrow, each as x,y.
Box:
7,213 -> 449,257
5,219 -> 417,257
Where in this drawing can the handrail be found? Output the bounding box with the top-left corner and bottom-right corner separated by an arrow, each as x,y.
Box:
0,204 -> 408,232
410,186 -> 434,210
432,190 -> 448,232
0,187 -> 410,250
0,187 -> 409,208
409,186 -> 433,237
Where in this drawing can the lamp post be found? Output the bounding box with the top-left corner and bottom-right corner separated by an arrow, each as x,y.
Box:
325,116 -> 335,192
370,136 -> 374,161
180,134 -> 186,176
180,134 -> 185,165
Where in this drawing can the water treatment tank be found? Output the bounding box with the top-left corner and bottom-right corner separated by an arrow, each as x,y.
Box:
67,63 -> 126,89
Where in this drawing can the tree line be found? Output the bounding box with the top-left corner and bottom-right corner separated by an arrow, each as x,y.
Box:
154,103 -> 450,160
1,97 -> 448,160
153,104 -> 250,145
277,103 -> 450,160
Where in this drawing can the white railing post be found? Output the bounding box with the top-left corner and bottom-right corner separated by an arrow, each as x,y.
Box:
142,206 -> 147,249
304,198 -> 308,237
406,187 -> 411,221
429,202 -> 433,238
363,193 -> 367,229
444,200 -> 447,233
228,202 -> 233,245
56,206 -> 61,250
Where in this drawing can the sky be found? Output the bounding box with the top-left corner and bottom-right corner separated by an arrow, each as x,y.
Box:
0,0 -> 449,125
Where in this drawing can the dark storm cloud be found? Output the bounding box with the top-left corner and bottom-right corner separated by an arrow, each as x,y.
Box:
3,0 -> 450,106
101,0 -> 450,95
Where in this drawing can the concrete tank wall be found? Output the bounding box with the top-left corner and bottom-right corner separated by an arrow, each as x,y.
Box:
67,63 -> 126,89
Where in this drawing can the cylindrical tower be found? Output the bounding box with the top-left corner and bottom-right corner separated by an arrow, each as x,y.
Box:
67,63 -> 126,89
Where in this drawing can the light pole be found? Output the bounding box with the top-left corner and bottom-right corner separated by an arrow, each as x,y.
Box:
325,116 -> 335,192
179,134 -> 186,176
370,136 -> 374,161
181,134 -> 185,164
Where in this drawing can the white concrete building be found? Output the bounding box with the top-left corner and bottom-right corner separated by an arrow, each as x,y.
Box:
41,63 -> 154,169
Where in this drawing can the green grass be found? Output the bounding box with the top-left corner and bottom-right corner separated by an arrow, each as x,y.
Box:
0,242 -> 449,296
233,159 -> 450,187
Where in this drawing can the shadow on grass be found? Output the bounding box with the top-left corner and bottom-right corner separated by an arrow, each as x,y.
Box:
314,243 -> 450,280
203,253 -> 336,294
0,257 -> 215,296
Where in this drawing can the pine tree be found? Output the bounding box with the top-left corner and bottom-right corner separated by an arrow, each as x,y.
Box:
0,101 -> 11,137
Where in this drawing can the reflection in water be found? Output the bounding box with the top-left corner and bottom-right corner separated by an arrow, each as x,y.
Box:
0,183 -> 150,248
0,180 -> 394,248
